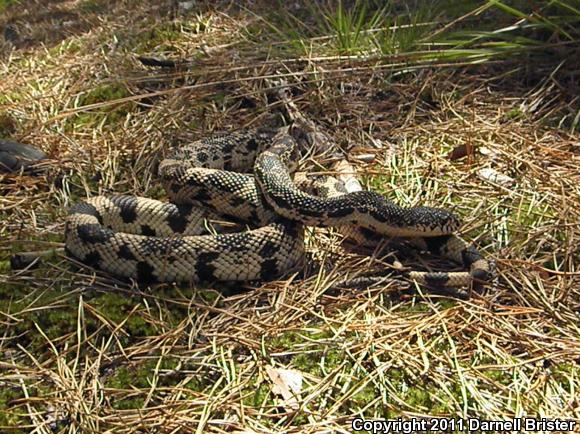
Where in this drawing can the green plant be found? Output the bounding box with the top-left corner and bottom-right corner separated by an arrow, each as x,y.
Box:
434,0 -> 580,61
319,0 -> 388,54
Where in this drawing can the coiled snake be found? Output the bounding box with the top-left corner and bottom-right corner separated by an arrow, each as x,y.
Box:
65,126 -> 490,287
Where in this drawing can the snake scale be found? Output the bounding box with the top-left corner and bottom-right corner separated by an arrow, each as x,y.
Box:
65,126 -> 490,287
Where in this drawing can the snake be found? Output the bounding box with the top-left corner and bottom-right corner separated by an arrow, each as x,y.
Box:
65,125 -> 491,287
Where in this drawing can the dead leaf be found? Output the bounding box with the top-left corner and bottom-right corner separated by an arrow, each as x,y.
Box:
447,144 -> 470,160
477,168 -> 516,187
265,366 -> 303,411
478,146 -> 495,156
355,153 -> 376,163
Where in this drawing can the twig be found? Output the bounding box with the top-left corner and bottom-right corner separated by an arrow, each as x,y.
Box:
10,248 -> 65,270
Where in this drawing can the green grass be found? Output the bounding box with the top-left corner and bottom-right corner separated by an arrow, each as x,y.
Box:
433,0 -> 580,62
254,0 -> 578,78
319,0 -> 387,55
255,0 -> 436,57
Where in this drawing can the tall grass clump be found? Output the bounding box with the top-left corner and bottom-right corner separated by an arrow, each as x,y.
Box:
432,0 -> 580,62
255,0 -> 435,57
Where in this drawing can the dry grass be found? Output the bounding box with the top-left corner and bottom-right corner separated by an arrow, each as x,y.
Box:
0,1 -> 578,433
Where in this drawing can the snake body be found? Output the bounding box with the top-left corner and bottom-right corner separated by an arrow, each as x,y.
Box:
65,126 -> 490,286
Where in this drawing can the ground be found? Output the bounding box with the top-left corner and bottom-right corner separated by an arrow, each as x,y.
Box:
0,1 -> 578,433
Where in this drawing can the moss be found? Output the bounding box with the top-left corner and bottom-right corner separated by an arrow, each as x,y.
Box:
504,107 -> 525,121
143,284 -> 227,327
38,307 -> 80,340
290,413 -> 310,426
1,228 -> 64,272
104,357 -> 212,409
105,364 -> 151,390
0,273 -> 72,342
320,347 -> 346,372
205,92 -> 229,110
388,368 -> 404,382
86,292 -> 158,339
403,387 -> 434,408
242,382 -> 273,408
436,299 -> 457,310
143,185 -> 166,200
548,363 -> 576,392
349,383 -> 378,410
0,387 -> 25,428
484,368 -> 512,385
267,330 -> 305,350
428,388 -> 454,414
394,302 -> 430,313
345,367 -> 460,415
196,287 -> 223,304
60,172 -> 101,200
126,23 -> 184,54
183,377 -> 207,393
0,278 -> 163,359
0,382 -> 59,430
79,83 -> 131,106
67,83 -> 135,131
110,396 -> 145,411
292,348 -> 346,378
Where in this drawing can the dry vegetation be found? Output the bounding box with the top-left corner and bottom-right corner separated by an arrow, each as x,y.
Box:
0,0 -> 578,433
